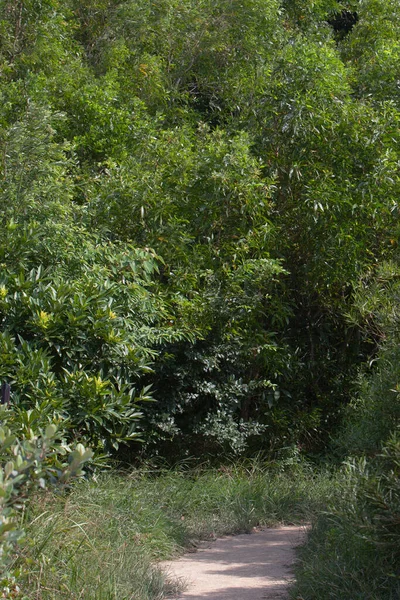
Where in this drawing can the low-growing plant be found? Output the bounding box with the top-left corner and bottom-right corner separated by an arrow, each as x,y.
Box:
292,436 -> 400,600
0,407 -> 93,598
14,462 -> 337,599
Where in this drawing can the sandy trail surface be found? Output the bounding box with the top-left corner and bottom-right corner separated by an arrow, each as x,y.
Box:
162,525 -> 306,600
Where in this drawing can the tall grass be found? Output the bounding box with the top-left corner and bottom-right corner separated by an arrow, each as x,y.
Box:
14,462 -> 337,599
292,440 -> 400,600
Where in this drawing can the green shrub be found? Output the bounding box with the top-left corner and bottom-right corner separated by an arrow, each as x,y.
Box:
293,436 -> 400,600
0,408 -> 93,597
0,249 -> 158,454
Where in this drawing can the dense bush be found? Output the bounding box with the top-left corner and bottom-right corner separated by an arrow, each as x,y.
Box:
0,0 -> 400,595
293,436 -> 400,599
1,0 -> 399,458
0,222 -> 190,453
294,256 -> 400,598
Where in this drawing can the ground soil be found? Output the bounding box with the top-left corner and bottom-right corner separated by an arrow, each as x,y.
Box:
161,525 -> 307,600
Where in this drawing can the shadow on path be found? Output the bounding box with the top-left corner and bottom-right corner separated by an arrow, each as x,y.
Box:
161,525 -> 306,600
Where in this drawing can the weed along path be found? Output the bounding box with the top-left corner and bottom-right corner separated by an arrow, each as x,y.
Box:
162,525 -> 306,599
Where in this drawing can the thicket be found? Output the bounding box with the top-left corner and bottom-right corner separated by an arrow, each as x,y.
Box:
0,0 -> 400,597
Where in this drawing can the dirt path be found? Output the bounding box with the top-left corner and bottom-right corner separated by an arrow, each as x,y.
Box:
162,525 -> 306,600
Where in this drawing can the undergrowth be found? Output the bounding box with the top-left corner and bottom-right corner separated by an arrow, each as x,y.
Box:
292,435 -> 400,600
13,462 -> 336,599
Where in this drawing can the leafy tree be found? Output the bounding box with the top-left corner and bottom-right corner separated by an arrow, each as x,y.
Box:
0,105 -> 75,229
340,0 -> 400,104
0,0 -> 399,459
0,105 -> 190,454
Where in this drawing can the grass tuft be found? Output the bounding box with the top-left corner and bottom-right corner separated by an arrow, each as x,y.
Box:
14,462 -> 337,599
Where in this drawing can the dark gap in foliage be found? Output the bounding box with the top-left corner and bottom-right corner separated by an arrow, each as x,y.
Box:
328,10 -> 359,40
187,81 -> 226,128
